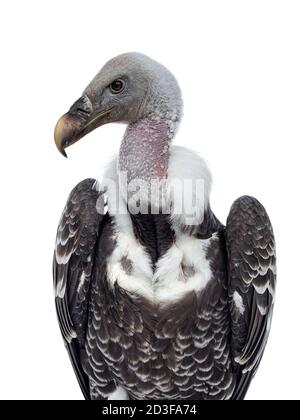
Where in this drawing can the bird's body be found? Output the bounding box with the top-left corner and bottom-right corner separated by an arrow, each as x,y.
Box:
82,208 -> 233,400
54,53 -> 276,400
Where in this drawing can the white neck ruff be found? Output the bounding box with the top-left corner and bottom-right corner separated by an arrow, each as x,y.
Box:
99,146 -> 212,227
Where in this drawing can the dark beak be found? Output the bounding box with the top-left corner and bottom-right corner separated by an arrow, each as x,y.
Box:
54,96 -> 112,157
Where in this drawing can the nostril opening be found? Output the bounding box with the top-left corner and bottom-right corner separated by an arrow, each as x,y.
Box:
69,96 -> 92,117
77,108 -> 90,116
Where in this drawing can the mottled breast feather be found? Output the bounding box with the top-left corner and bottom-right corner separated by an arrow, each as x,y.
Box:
83,208 -> 237,400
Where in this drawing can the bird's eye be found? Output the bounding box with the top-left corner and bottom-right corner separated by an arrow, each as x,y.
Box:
109,79 -> 125,94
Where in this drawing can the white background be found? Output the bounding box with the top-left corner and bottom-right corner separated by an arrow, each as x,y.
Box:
0,0 -> 299,400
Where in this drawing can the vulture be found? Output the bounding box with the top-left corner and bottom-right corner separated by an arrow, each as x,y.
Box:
53,52 -> 276,400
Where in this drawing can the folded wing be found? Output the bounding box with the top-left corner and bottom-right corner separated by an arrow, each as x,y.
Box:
53,179 -> 104,399
226,196 -> 276,400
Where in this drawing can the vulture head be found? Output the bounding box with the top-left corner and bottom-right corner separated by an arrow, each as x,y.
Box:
54,52 -> 183,161
54,53 -> 209,221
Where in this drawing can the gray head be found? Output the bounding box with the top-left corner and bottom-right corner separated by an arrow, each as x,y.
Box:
54,52 -> 183,157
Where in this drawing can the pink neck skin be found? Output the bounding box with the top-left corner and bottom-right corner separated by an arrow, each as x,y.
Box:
118,116 -> 173,183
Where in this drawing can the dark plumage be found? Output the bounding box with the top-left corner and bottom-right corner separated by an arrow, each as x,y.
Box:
53,53 -> 276,400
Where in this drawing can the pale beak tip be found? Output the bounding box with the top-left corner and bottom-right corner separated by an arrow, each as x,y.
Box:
54,114 -> 69,158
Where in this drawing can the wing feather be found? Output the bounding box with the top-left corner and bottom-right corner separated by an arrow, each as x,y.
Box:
53,179 -> 105,400
226,195 -> 276,399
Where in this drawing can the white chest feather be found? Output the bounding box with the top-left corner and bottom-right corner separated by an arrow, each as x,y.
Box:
106,222 -> 216,303
103,145 -> 215,302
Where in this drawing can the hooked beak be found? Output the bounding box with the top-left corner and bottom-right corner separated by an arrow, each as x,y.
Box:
54,96 -> 112,157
